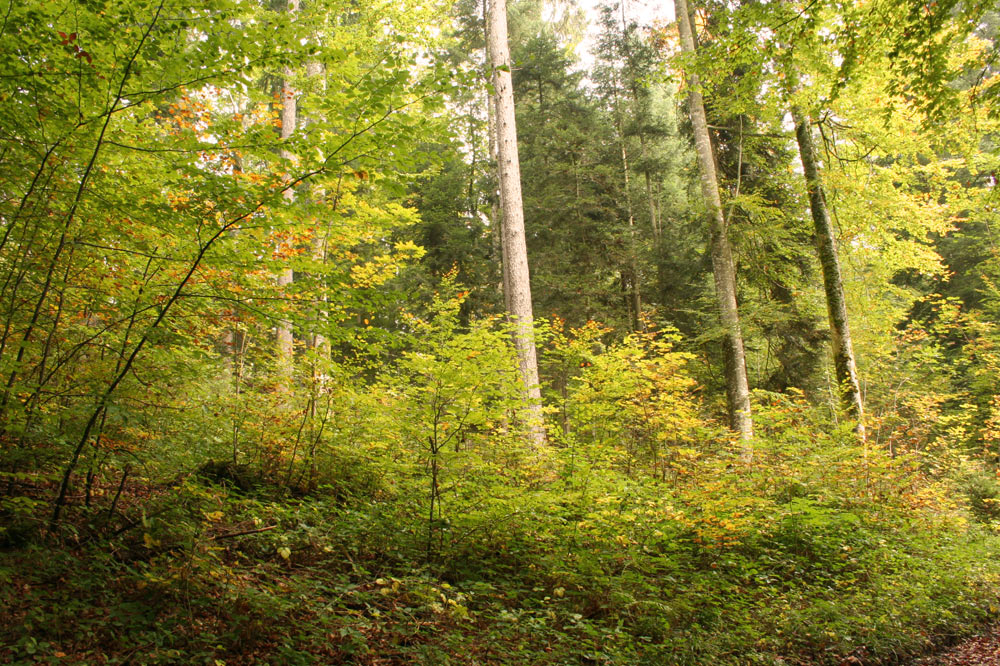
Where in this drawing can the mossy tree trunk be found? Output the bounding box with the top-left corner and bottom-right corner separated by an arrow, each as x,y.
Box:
791,106 -> 865,439
675,0 -> 753,451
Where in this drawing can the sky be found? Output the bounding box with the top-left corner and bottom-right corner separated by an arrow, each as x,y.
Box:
574,0 -> 674,64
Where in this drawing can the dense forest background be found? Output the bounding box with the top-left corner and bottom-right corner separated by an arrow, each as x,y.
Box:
4,0 -> 1000,663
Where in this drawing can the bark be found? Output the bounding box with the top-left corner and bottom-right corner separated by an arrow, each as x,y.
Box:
486,0 -> 545,447
305,60 -> 329,359
275,0 -> 299,378
675,0 -> 753,448
611,74 -> 643,332
222,152 -> 245,380
791,106 -> 865,438
643,155 -> 660,239
486,59 -> 509,309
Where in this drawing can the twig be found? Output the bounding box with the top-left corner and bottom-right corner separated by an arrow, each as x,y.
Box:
210,524 -> 277,541
104,464 -> 131,526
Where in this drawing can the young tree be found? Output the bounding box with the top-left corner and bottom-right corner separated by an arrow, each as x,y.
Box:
0,0 -> 454,526
276,0 -> 299,380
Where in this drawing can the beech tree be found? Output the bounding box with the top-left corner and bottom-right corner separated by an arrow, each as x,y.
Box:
674,0 -> 753,446
789,100 -> 865,436
5,1 -> 1000,663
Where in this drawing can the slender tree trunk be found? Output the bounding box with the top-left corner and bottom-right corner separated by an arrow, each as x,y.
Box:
489,83 -> 510,308
484,0 -> 508,309
222,147 -> 246,380
305,60 -> 329,359
487,0 -> 545,447
675,0 -> 753,449
275,0 -> 299,380
618,2 -> 660,240
791,105 -> 865,439
611,75 -> 643,332
643,156 -> 659,239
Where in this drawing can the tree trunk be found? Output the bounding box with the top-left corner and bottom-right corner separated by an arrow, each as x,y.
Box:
791,106 -> 865,439
486,63 -> 509,310
675,0 -> 753,449
611,74 -> 643,333
305,60 -> 329,359
643,155 -> 659,239
486,0 -> 545,447
275,0 -> 299,379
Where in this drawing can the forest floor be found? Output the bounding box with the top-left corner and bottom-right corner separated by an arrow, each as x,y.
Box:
4,457 -> 1000,666
910,624 -> 1000,665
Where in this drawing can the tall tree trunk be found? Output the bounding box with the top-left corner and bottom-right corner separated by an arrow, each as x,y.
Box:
642,153 -> 660,239
223,149 -> 246,381
791,106 -> 865,439
482,0 -> 507,308
486,0 -> 545,447
305,60 -> 329,359
675,0 -> 753,449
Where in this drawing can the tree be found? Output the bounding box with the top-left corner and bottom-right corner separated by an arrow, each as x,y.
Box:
511,32 -> 626,330
674,0 -> 753,447
275,0 -> 299,381
0,0 -> 454,527
487,0 -> 546,446
788,99 -> 865,436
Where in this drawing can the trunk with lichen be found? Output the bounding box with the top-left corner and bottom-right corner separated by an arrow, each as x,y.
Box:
675,0 -> 753,448
791,106 -> 865,438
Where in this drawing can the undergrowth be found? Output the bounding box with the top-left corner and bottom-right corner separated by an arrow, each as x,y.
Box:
2,427 -> 998,665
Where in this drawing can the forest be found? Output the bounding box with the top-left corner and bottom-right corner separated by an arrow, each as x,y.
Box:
3,0 -> 1000,663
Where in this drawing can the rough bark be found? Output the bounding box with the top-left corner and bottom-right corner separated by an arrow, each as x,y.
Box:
675,0 -> 753,447
486,0 -> 545,447
791,106 -> 865,438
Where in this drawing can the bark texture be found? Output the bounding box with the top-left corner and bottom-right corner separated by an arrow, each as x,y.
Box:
675,0 -> 753,446
305,60 -> 329,358
791,106 -> 865,438
275,0 -> 299,377
486,0 -> 545,447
